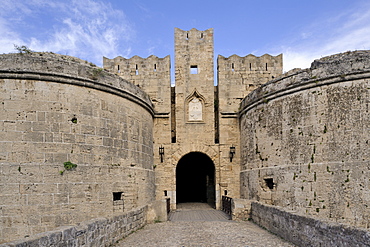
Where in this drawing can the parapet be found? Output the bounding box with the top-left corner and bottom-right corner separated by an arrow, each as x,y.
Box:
174,27 -> 214,42
0,52 -> 154,115
103,55 -> 170,77
310,50 -> 370,73
218,54 -> 283,73
240,50 -> 370,114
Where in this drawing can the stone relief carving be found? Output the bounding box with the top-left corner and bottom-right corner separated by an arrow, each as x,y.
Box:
189,97 -> 202,121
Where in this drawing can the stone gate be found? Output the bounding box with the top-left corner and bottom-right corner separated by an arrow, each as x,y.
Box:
0,28 -> 369,246
103,28 -> 282,209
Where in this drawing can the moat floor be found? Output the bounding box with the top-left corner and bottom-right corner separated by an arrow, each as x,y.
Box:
115,203 -> 295,247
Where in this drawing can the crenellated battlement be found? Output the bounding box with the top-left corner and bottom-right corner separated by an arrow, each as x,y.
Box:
218,53 -> 282,73
103,55 -> 171,113
175,27 -> 214,43
217,53 -> 283,115
103,55 -> 170,77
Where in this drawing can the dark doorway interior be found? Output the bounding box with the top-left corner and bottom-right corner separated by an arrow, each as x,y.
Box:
176,152 -> 215,207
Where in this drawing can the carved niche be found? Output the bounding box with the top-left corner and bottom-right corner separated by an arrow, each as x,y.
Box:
186,89 -> 205,122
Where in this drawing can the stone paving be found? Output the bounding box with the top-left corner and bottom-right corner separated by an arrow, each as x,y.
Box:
115,203 -> 295,247
168,203 -> 230,221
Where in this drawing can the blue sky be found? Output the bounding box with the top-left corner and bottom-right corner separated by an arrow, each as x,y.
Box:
1,0 -> 370,74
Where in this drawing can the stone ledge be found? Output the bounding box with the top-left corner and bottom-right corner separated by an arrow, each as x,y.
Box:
0,53 -> 154,117
220,112 -> 238,118
0,205 -> 148,247
251,202 -> 370,247
231,198 -> 252,221
239,50 -> 370,117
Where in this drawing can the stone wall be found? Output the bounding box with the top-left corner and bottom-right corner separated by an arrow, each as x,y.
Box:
0,206 -> 147,247
239,51 -> 370,228
218,54 -> 282,114
103,55 -> 173,203
0,53 -> 155,243
217,54 -> 283,199
251,202 -> 370,247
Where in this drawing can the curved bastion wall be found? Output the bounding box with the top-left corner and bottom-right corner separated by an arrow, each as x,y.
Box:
239,51 -> 370,228
0,53 -> 155,243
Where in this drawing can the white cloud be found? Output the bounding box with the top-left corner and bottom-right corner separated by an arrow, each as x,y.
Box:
283,50 -> 318,73
0,0 -> 134,66
0,18 -> 24,53
281,3 -> 370,72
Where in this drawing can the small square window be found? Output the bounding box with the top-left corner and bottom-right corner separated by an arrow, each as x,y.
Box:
264,178 -> 274,190
113,192 -> 123,201
190,65 -> 198,74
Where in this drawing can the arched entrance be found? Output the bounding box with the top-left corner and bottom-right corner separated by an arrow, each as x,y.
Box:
176,152 -> 215,207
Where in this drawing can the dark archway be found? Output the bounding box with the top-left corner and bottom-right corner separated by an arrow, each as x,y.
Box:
176,152 -> 215,207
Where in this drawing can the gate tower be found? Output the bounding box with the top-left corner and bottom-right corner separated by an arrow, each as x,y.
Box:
103,28 -> 283,209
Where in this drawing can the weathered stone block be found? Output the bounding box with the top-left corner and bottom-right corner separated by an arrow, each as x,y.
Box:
53,193 -> 69,204
23,132 -> 43,142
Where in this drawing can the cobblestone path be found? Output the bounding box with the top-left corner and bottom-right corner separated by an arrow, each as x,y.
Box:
168,203 -> 230,221
115,203 -> 295,247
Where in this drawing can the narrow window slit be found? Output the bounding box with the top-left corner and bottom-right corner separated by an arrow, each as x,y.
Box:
135,64 -> 139,75
154,64 -> 157,72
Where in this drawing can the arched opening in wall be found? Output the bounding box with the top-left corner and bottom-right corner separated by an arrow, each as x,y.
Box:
176,152 -> 215,207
